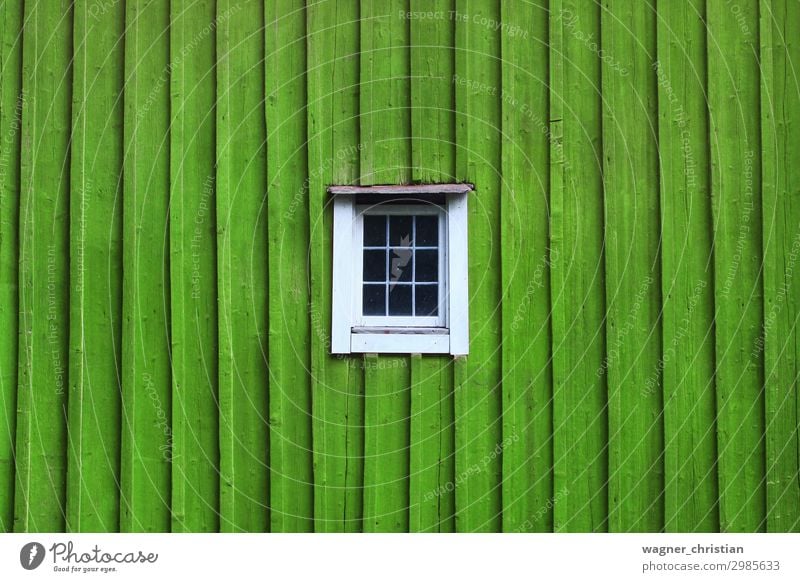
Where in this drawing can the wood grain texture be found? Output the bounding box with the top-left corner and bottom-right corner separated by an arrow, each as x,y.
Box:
409,355 -> 455,531
169,0 -> 220,533
550,0 -> 608,533
601,0 -> 664,532
266,0 -> 314,533
363,354 -> 410,531
306,0 -> 365,532
0,1 -> 795,534
657,0 -> 718,533
120,0 -> 172,533
217,0 -> 269,533
14,0 -> 73,533
408,0 -> 456,533
67,0 -> 125,533
360,0 -> 411,186
707,0 -> 766,533
359,0 -> 413,533
453,0 -> 503,532
760,0 -> 800,533
0,0 -> 23,533
500,0 -> 553,533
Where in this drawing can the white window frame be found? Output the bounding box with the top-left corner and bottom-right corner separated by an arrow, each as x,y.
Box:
329,184 -> 471,356
354,204 -> 446,328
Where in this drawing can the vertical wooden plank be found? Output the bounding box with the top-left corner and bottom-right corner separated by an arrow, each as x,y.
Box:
265,0 -> 314,533
761,0 -> 800,532
550,0 -> 608,533
500,0 -> 553,533
0,0 -> 23,532
360,0 -> 413,533
707,0 -> 766,532
360,0 -> 411,186
169,0 -> 220,533
14,0 -> 73,533
363,355 -> 411,531
408,0 -> 456,533
549,0 -> 608,532
66,0 -> 125,533
217,0 -> 269,532
601,0 -> 664,532
453,0 -> 503,532
306,0 -> 365,533
120,0 -> 172,533
409,355 -> 455,532
657,0 -> 719,532
410,0 -> 455,183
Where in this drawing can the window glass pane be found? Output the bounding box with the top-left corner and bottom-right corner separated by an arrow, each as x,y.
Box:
390,249 -> 413,283
416,215 -> 438,246
388,284 -> 412,315
389,215 -> 413,246
363,249 -> 386,282
364,214 -> 386,246
363,284 -> 386,316
415,285 -> 438,316
415,249 -> 438,282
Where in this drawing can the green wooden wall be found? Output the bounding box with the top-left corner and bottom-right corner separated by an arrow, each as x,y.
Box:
0,0 -> 798,533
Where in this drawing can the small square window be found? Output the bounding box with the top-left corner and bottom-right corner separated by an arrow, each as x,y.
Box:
329,184 -> 471,355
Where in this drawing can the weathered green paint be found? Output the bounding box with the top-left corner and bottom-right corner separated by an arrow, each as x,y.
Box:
760,0 -> 800,533
67,0 -> 125,533
14,0 -> 73,533
408,0 -> 456,533
307,0 -> 364,533
453,0 -> 503,533
217,0 -> 269,532
602,0 -> 664,532
266,0 -> 314,532
120,0 -> 172,533
169,0 -> 220,533
708,0 -> 766,533
657,0 -> 718,532
551,0 -> 608,533
0,0 -> 23,533
0,1 -> 797,533
360,0 -> 413,533
500,0 -> 552,533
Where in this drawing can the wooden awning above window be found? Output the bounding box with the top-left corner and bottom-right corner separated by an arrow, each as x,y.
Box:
328,183 -> 474,195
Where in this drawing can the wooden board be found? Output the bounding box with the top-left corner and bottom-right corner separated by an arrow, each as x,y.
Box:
14,0 -> 73,533
707,0 -> 766,533
453,0 -> 503,532
408,0 -> 456,531
217,0 -> 269,533
120,0 -> 172,533
266,0 -> 314,533
601,0 -> 664,532
67,0 -> 125,533
306,0 -> 365,532
0,0 -> 23,533
500,0 -> 553,533
360,0 -> 413,532
550,0 -> 609,533
169,0 -> 220,533
657,0 -> 718,532
760,0 -> 800,533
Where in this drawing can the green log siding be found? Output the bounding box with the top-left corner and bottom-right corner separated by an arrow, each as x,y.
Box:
0,0 -> 798,533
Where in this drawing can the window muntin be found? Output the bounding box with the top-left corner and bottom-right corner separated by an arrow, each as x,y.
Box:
354,203 -> 446,328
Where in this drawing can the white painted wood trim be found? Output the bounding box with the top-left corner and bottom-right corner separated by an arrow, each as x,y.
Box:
350,332 -> 450,354
331,196 -> 355,353
447,193 -> 469,355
